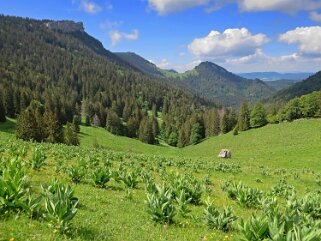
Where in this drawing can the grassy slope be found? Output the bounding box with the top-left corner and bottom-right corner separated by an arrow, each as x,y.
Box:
1,119 -> 321,241
81,119 -> 321,169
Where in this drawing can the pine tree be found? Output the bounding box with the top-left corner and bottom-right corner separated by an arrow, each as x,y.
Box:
177,120 -> 191,147
220,112 -> 229,134
127,116 -> 139,138
238,102 -> 250,131
190,122 -> 203,145
106,110 -> 123,135
85,115 -> 91,126
72,115 -> 81,133
64,122 -> 79,146
0,94 -> 6,122
3,87 -> 15,118
16,100 -> 45,142
168,131 -> 178,146
151,116 -> 159,137
250,103 -> 267,128
138,117 -> 155,144
43,111 -> 63,143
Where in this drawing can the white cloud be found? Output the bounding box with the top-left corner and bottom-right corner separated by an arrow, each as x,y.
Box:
188,28 -> 269,58
123,29 -> 139,40
214,50 -> 320,72
81,0 -> 102,14
147,0 -> 212,14
147,0 -> 321,14
109,29 -> 139,46
100,20 -> 123,30
174,59 -> 202,72
310,11 -> 321,22
238,0 -> 321,14
279,26 -> 321,56
156,59 -> 170,68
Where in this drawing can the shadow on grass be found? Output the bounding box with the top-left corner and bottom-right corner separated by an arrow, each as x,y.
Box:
74,226 -> 97,240
0,118 -> 16,134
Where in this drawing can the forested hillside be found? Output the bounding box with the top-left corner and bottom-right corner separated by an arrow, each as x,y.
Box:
0,15 -> 239,147
271,71 -> 321,102
176,62 -> 275,106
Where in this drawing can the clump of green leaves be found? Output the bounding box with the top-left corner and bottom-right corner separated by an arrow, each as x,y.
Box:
31,147 -> 46,170
92,168 -> 111,188
204,199 -> 237,231
145,184 -> 176,224
42,181 -> 78,234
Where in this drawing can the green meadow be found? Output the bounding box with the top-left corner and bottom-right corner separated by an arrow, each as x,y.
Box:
0,119 -> 321,241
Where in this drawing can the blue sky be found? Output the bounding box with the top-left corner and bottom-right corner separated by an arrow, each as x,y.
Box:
1,0 -> 321,73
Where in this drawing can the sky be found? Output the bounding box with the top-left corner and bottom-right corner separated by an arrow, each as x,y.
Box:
1,0 -> 321,73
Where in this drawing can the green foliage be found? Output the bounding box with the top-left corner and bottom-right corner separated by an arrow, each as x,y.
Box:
250,103 -> 267,128
168,131 -> 178,146
238,214 -> 269,240
31,147 -> 46,170
138,116 -> 156,144
121,170 -> 139,188
145,184 -> 176,224
238,102 -> 250,131
175,189 -> 191,217
0,159 -> 30,214
190,123 -> 203,145
92,168 -> 111,188
67,165 -> 85,184
0,94 -> 6,122
106,110 -> 124,136
204,200 -> 237,231
64,122 -> 79,146
42,182 -> 78,234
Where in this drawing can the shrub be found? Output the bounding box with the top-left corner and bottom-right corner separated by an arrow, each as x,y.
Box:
145,185 -> 176,224
92,168 -> 111,188
31,147 -> 46,170
42,182 -> 78,234
204,200 -> 237,231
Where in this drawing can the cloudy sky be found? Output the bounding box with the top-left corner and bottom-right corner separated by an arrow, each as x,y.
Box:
1,0 -> 321,73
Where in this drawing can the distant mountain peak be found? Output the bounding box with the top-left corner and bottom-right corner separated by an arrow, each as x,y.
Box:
196,61 -> 228,74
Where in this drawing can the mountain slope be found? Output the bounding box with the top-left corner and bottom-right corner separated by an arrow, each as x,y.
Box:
0,15 -> 209,145
176,62 -> 275,106
115,52 -> 166,78
239,72 -> 312,81
271,71 -> 321,101
265,79 -> 302,91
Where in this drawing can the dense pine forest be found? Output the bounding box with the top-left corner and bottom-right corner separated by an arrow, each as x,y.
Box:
0,15 -> 241,146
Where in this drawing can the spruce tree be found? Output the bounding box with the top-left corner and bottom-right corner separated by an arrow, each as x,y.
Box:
64,122 -> 79,146
43,111 -> 63,143
106,110 -> 123,135
0,94 -> 6,122
138,117 -> 155,144
190,122 -> 203,145
238,102 -> 250,131
72,115 -> 81,133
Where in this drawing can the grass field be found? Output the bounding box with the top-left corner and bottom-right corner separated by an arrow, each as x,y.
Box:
0,119 -> 321,240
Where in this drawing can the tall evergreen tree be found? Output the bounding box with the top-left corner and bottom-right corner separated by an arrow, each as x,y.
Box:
138,117 -> 155,144
106,110 -> 123,135
0,94 -> 6,122
43,111 -> 63,143
64,122 -> 79,146
238,102 -> 250,131
190,122 -> 203,145
250,103 -> 267,128
72,115 -> 81,133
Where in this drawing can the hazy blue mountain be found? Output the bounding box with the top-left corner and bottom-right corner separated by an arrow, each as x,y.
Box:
239,72 -> 313,81
271,71 -> 321,101
176,62 -> 275,106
